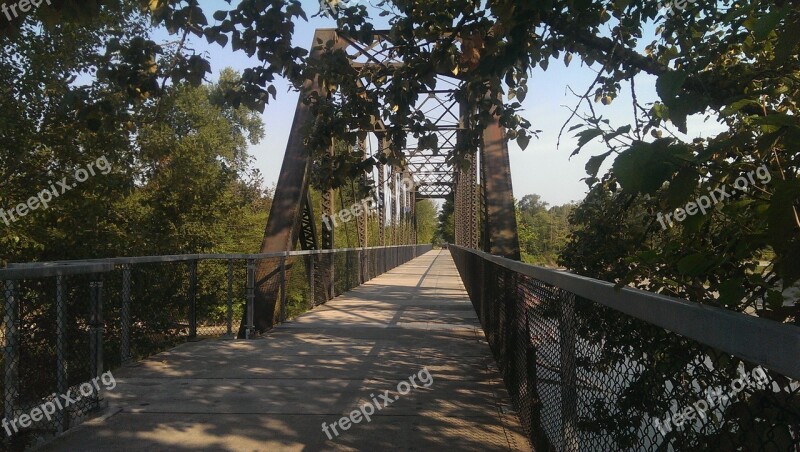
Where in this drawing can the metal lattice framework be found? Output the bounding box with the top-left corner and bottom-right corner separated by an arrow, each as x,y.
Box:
245,29 -> 521,335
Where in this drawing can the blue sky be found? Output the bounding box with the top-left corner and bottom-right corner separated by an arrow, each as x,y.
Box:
181,0 -> 723,207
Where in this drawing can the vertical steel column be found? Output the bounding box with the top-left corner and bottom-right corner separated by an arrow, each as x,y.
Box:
480,98 -> 521,260
453,171 -> 459,246
226,259 -> 234,337
378,161 -> 386,247
411,189 -> 417,244
321,142 -> 336,301
188,260 -> 197,339
248,30 -> 346,336
3,280 -> 18,432
121,265 -> 131,363
400,172 -> 405,245
403,172 -> 410,244
321,184 -> 335,300
357,140 -> 369,283
454,170 -> 463,246
454,101 -> 467,248
479,147 -> 488,251
389,169 -> 398,246
467,152 -> 479,249
405,172 -> 413,245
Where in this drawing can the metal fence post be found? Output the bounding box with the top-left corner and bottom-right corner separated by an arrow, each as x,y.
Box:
363,250 -> 368,282
227,259 -> 234,337
246,259 -> 255,339
121,264 -> 131,363
279,256 -> 287,323
356,250 -> 362,285
559,291 -> 578,452
3,280 -> 19,434
89,280 -> 104,411
310,257 -> 316,306
56,276 -> 68,432
188,260 -> 197,339
525,308 -> 550,450
329,252 -> 335,299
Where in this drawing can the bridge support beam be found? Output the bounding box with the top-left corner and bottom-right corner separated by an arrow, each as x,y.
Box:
240,29 -> 344,337
480,110 -> 521,260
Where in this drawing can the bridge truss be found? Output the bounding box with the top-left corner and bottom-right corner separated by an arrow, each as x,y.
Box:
244,29 -> 521,335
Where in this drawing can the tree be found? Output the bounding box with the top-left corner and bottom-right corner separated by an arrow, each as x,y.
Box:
127,69 -> 266,255
517,195 -> 575,266
415,199 -> 438,244
435,195 -> 455,245
518,194 -> 548,215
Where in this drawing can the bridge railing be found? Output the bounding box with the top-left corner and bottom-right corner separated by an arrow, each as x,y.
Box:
448,244 -> 799,452
0,244 -> 432,449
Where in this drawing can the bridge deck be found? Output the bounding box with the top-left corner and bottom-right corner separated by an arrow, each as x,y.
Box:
43,250 -> 530,451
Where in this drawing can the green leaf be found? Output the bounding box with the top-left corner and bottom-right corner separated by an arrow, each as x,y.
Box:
681,208 -> 706,233
753,7 -> 786,41
775,241 -> 800,287
677,253 -> 713,276
721,99 -> 761,116
665,168 -> 698,209
571,128 -> 603,156
767,179 -> 800,251
775,17 -> 800,61
585,151 -> 612,178
568,124 -> 583,132
518,134 -> 531,150
612,140 -> 689,194
635,250 -> 659,264
656,70 -> 687,101
753,114 -> 798,129
717,279 -> 745,307
651,102 -> 669,120
765,290 -> 785,309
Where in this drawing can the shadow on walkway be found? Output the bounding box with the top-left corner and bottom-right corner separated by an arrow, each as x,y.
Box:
39,250 -> 530,451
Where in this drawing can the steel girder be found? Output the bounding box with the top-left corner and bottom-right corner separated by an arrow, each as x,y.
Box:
240,29 -> 346,336
246,29 -> 521,334
480,100 -> 521,260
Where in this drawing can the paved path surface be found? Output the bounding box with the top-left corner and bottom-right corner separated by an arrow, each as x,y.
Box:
41,250 -> 530,451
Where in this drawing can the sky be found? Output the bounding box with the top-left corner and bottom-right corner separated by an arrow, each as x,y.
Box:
181,0 -> 724,207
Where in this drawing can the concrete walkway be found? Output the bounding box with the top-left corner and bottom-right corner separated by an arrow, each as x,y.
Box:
41,250 -> 530,451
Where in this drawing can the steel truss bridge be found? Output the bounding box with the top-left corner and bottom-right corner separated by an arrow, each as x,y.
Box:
0,29 -> 797,452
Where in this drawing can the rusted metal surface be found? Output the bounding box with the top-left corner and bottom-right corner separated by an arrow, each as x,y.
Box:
247,29 -> 522,334
298,192 -> 318,251
480,103 -> 521,260
244,29 -> 345,335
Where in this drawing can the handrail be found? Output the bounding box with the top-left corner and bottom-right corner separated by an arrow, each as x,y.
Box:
449,244 -> 800,381
5,244 -> 423,268
1,243 -> 432,446
0,262 -> 115,280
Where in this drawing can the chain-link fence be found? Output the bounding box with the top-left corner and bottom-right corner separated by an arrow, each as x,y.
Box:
0,264 -> 113,451
0,244 -> 431,450
449,245 -> 800,452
